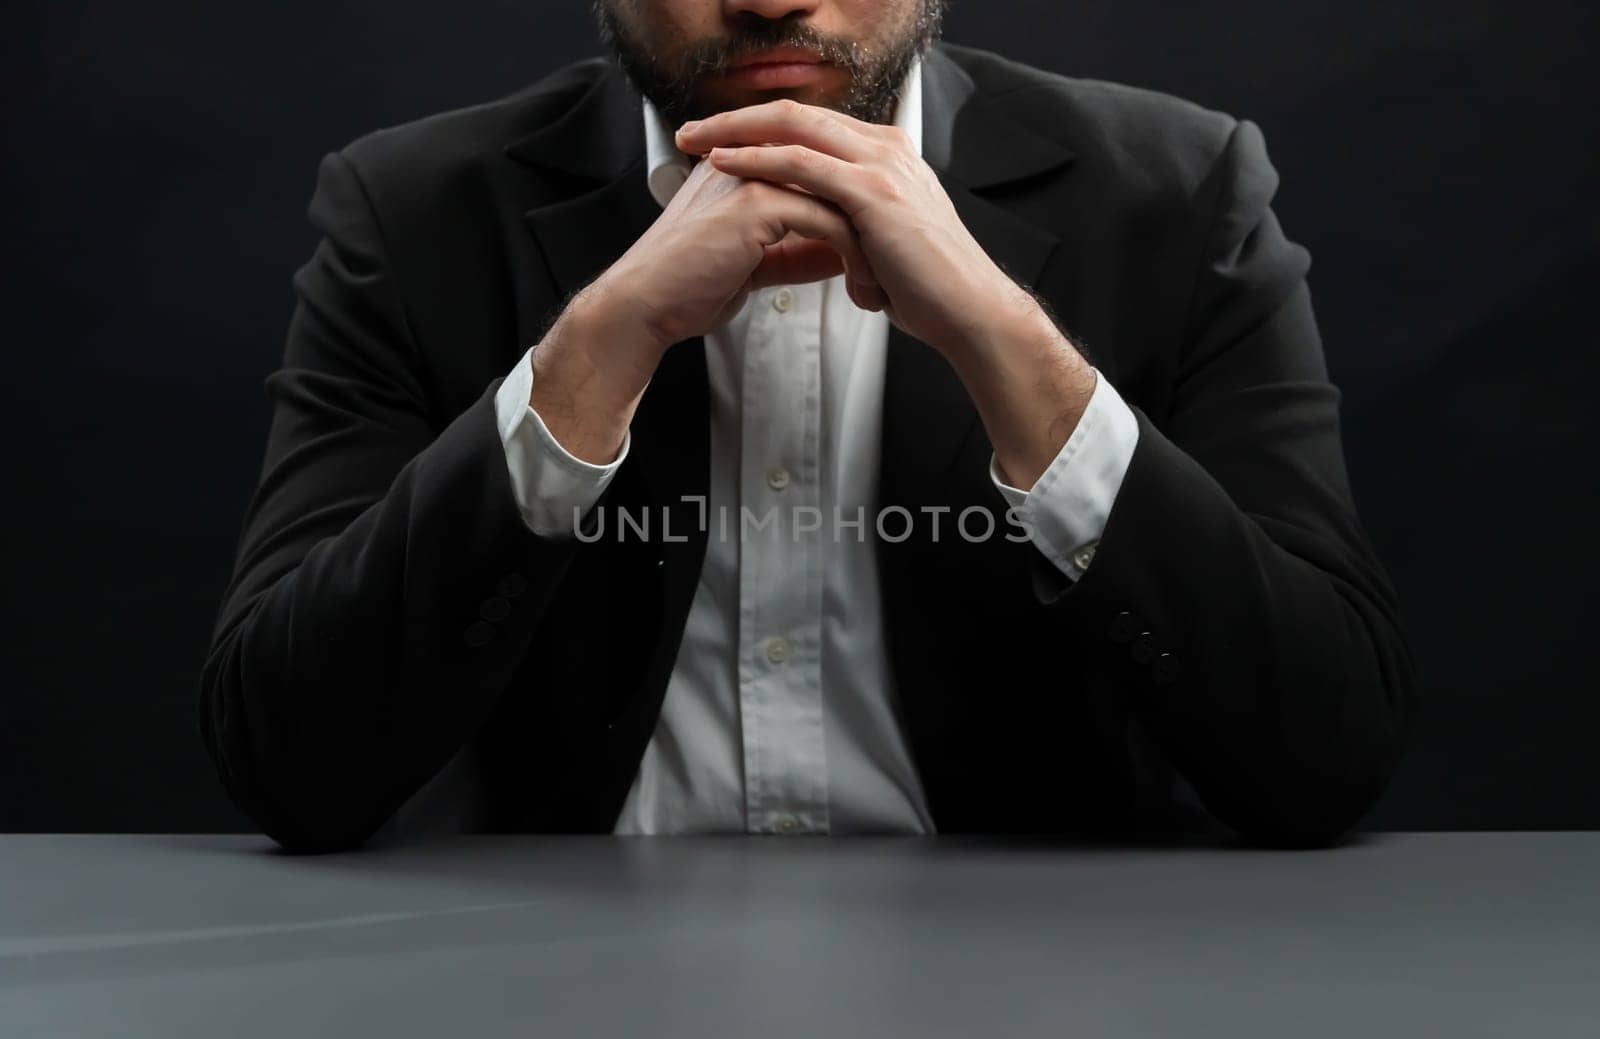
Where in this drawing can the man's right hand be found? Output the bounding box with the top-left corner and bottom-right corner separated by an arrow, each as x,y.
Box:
525,155 -> 883,466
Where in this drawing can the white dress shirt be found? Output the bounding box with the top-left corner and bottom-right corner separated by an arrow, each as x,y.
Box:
492,53 -> 1141,834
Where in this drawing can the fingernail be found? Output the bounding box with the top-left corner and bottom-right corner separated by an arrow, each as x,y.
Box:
677,120 -> 701,135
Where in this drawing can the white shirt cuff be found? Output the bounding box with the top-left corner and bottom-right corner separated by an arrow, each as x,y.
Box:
493,345 -> 629,537
989,368 -> 1139,581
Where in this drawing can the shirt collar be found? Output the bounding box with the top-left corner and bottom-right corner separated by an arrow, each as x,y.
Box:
642,53 -> 924,210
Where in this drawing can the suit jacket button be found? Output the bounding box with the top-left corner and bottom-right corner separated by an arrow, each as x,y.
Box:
463,620 -> 496,647
1151,653 -> 1181,685
480,596 -> 512,622
497,573 -> 528,598
1131,632 -> 1159,664
1108,611 -> 1140,644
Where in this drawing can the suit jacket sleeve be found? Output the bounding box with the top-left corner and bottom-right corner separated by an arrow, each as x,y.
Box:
198,149 -> 594,853
1047,118 -> 1417,847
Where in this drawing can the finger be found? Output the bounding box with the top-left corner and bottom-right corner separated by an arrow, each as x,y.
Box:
677,98 -> 874,163
748,235 -> 891,313
848,277 -> 890,312
748,238 -> 889,310
708,144 -> 874,218
750,182 -> 881,290
749,236 -> 843,289
775,203 -> 891,308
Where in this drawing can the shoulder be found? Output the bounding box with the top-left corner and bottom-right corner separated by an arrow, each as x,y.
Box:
317,56 -> 612,211
940,42 -> 1249,198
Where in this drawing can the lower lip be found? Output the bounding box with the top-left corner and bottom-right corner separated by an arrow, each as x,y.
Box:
723,62 -> 828,88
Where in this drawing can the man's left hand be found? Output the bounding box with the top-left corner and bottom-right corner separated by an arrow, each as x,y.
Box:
675,98 -> 1037,359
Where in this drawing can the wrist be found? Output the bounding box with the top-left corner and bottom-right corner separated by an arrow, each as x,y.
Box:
941,273 -> 1044,365
541,281 -> 667,412
941,287 -> 1096,489
945,284 -> 1068,381
572,272 -> 676,359
525,286 -> 664,466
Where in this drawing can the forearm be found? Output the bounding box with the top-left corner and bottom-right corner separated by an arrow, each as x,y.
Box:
200,384 -> 585,853
946,287 -> 1408,844
1057,405 -> 1415,846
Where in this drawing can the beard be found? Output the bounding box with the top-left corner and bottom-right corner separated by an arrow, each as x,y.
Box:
588,0 -> 947,127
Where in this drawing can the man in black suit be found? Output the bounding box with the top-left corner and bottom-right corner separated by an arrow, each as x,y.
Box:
200,0 -> 1415,852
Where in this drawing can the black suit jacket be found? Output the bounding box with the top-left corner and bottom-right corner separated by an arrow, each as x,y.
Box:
199,42 -> 1416,852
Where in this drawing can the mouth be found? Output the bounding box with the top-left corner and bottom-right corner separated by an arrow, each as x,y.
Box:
722,47 -> 831,88
727,46 -> 826,68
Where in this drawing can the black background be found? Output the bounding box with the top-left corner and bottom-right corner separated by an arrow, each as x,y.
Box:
3,1 -> 1596,832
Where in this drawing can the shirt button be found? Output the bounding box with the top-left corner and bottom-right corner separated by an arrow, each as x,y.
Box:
772,287 -> 794,312
765,636 -> 792,664
1072,540 -> 1099,571
766,465 -> 791,491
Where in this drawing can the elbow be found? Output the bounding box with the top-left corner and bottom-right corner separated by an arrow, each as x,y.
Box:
1211,725 -> 1411,848
259,816 -> 388,856
198,634 -> 395,856
1209,604 -> 1419,849
1223,770 -> 1397,850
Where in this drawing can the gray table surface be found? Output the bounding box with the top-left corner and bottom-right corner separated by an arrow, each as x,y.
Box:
1,832 -> 1595,1037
